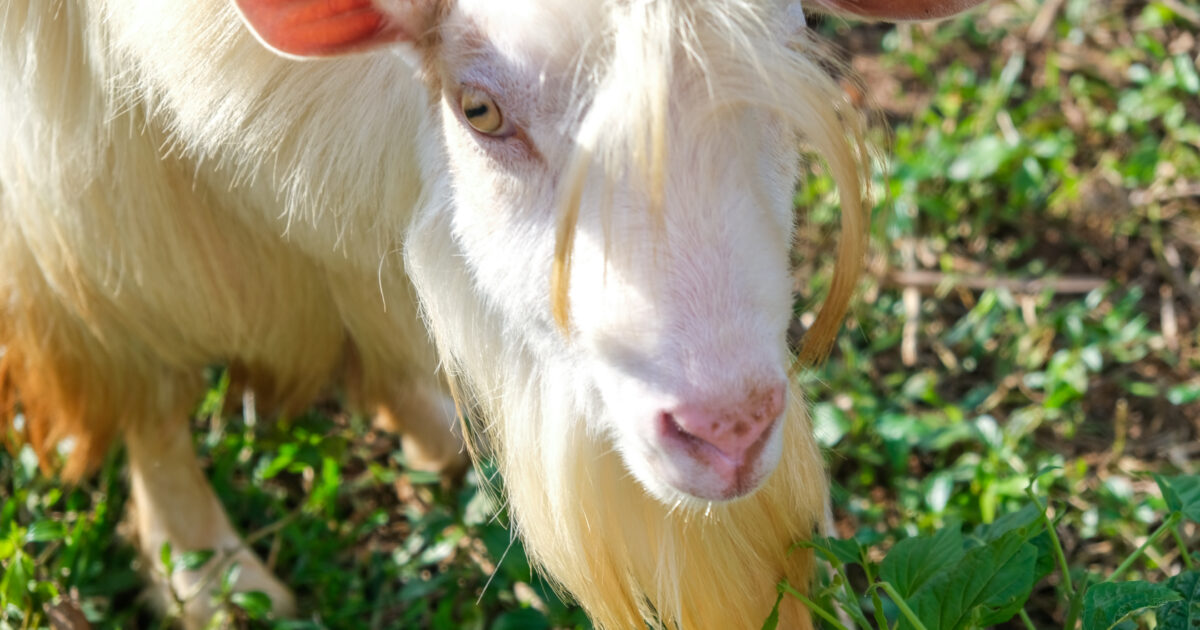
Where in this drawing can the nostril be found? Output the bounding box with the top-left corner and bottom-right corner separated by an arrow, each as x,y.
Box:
758,384 -> 786,423
659,409 -> 740,467
660,410 -> 727,449
657,381 -> 787,464
660,411 -> 700,447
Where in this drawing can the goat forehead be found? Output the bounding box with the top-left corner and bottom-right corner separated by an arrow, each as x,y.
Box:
453,0 -> 600,65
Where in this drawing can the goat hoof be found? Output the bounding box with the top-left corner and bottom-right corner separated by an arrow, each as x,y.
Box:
166,548 -> 297,630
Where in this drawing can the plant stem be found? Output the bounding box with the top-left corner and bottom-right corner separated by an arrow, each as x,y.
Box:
860,552 -> 891,630
1019,609 -> 1037,630
780,582 -> 851,630
870,588 -> 890,630
835,557 -> 869,629
1108,513 -> 1181,583
877,582 -> 928,630
1063,573 -> 1088,630
1026,488 -> 1074,596
1170,523 -> 1196,571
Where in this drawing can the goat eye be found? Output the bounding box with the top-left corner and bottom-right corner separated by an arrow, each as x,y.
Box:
460,89 -> 506,136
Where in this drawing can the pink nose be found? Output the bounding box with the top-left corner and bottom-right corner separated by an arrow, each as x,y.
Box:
659,382 -> 786,467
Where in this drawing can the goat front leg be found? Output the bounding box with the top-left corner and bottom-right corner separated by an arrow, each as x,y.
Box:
374,380 -> 468,474
124,415 -> 296,628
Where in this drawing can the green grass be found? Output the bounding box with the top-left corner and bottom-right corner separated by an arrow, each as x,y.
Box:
793,0 -> 1200,626
3,387 -> 591,630
3,0 -> 1199,628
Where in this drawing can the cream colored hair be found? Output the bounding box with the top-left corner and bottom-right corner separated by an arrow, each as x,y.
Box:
1,1 -> 869,628
441,2 -> 870,628
553,1 -> 867,368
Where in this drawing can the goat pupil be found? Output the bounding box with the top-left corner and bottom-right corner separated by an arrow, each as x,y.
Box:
465,104 -> 489,119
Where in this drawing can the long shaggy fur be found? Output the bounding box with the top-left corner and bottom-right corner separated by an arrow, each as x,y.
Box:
1,0 -> 869,627
0,0 -> 439,474
417,3 -> 867,626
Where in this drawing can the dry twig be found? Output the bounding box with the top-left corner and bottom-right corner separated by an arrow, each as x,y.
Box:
885,270 -> 1107,295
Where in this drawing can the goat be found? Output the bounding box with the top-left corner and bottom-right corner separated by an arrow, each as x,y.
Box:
0,0 -> 984,627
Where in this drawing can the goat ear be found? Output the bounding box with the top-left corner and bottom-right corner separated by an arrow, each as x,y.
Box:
233,0 -> 437,58
806,0 -> 988,21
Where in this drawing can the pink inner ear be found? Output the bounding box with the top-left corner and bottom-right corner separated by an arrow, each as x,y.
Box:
234,0 -> 407,58
809,0 -> 988,21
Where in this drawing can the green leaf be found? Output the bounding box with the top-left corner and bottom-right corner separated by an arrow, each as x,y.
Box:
1029,532 -> 1058,584
220,562 -> 242,593
398,574 -> 450,602
1167,383 -> 1200,406
272,622 -> 325,630
1081,581 -> 1182,630
160,542 -> 174,575
1159,570 -> 1200,630
1155,475 -> 1200,522
881,527 -> 965,599
1033,465 -> 1064,484
761,590 -> 783,630
812,402 -> 850,447
902,530 -> 1039,630
973,505 -> 1056,584
0,539 -> 13,562
1,550 -> 32,604
32,580 -> 59,602
971,504 -> 1044,544
230,591 -> 275,618
1174,54 -> 1200,95
801,536 -> 864,567
463,486 -> 498,527
407,470 -> 442,485
178,550 -> 216,572
948,135 -> 1015,181
256,443 -> 298,481
490,607 -> 551,630
925,472 -> 954,513
24,520 -> 65,543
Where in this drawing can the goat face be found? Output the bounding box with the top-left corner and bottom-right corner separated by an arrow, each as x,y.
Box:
236,0 -> 828,505
428,4 -> 800,504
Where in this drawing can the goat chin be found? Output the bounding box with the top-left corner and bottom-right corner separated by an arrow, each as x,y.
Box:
0,1 -> 887,628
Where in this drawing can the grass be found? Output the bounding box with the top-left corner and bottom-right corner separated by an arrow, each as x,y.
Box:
2,0 -> 1199,628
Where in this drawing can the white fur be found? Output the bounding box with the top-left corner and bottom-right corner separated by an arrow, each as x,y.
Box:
1,0 -> 878,627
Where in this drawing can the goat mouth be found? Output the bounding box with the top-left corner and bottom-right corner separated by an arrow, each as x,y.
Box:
651,414 -> 780,502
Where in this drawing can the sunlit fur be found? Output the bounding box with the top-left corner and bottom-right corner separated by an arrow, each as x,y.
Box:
410,3 -> 868,626
551,3 -> 868,370
1,0 -> 868,628
0,0 -> 447,474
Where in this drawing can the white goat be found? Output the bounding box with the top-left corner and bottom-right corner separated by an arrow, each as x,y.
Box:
0,0 -> 983,627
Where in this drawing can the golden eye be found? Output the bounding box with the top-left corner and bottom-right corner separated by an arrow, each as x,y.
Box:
460,89 -> 505,135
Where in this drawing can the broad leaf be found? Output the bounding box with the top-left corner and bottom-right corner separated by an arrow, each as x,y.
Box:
1154,475 -> 1200,523
1159,570 -> 1200,630
903,530 -> 1039,630
971,504 -> 1044,545
801,536 -> 864,567
881,526 -> 964,599
1081,581 -> 1182,630
1029,532 -> 1058,584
